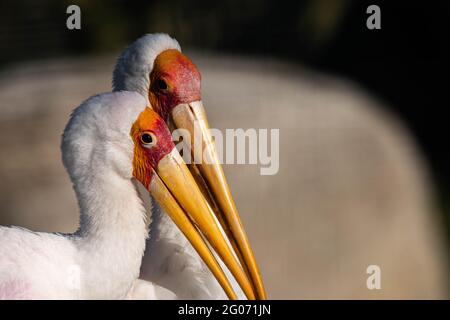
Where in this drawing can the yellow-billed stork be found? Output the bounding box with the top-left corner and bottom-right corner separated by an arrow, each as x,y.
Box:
113,34 -> 266,299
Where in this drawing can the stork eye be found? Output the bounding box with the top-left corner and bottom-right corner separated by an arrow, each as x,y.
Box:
140,132 -> 156,148
157,79 -> 168,91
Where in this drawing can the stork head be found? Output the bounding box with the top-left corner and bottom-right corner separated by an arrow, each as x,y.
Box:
148,49 -> 201,121
113,34 -> 266,299
63,91 -> 255,300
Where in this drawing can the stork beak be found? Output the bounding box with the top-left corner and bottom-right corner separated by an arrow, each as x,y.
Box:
171,101 -> 267,300
149,148 -> 255,300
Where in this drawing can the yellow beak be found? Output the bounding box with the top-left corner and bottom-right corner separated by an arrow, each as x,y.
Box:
149,149 -> 255,300
171,101 -> 267,300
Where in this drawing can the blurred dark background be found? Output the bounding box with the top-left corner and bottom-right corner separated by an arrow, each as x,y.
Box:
1,0 -> 448,239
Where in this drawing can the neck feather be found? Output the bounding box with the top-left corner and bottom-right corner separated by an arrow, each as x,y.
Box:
70,166 -> 149,298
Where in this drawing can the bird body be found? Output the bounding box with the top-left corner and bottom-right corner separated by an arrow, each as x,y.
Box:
0,228 -> 78,299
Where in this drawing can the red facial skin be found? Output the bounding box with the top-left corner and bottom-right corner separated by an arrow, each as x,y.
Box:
149,49 -> 201,121
131,108 -> 175,188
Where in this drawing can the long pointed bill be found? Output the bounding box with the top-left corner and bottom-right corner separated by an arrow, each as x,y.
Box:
150,149 -> 255,300
171,101 -> 267,300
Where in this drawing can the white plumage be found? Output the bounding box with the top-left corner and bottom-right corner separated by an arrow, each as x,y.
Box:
0,92 -> 150,299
